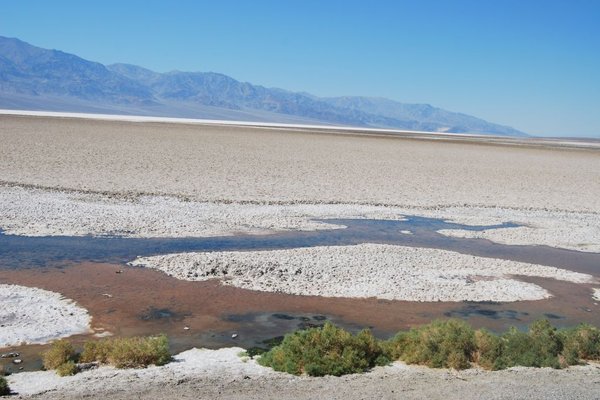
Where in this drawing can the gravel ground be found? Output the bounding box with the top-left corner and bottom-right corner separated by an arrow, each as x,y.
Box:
130,244 -> 594,302
6,347 -> 600,400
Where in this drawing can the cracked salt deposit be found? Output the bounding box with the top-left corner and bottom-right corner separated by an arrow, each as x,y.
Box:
130,244 -> 595,302
0,185 -> 406,238
0,284 -> 91,347
436,207 -> 600,253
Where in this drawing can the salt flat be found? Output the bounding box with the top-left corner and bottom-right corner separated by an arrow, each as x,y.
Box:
1,113 -> 599,302
1,113 -> 600,399
1,114 -> 599,211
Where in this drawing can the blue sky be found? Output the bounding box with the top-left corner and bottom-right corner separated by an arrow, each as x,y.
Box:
2,0 -> 600,136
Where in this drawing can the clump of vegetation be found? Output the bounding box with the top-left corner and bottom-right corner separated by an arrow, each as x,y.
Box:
258,322 -> 390,376
0,376 -> 10,396
80,334 -> 171,369
41,334 -> 171,376
389,319 -> 476,369
79,340 -> 111,364
42,339 -> 77,370
473,328 -> 504,370
256,319 -> 600,376
494,319 -> 563,369
560,324 -> 600,365
56,360 -> 78,377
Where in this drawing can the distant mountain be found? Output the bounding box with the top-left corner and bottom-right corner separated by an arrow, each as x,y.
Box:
322,97 -> 524,135
0,37 -> 155,104
0,36 -> 526,136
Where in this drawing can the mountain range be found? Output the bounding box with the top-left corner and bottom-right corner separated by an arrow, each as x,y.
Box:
0,36 -> 526,136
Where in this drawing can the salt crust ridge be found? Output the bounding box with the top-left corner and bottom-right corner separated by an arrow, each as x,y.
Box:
130,244 -> 594,302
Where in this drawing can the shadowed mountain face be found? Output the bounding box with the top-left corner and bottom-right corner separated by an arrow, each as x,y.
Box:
0,36 -> 526,136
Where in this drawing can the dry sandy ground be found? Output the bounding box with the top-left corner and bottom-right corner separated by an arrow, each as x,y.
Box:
6,347 -> 600,400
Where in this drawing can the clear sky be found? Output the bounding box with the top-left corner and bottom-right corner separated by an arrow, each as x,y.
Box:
2,0 -> 600,136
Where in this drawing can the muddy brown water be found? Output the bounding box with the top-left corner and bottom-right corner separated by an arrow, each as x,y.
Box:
1,217 -> 599,373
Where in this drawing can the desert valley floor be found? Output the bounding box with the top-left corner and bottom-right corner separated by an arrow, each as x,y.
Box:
1,113 -> 599,399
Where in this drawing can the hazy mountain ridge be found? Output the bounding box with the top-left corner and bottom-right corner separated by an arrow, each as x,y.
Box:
0,37 -> 155,104
0,36 -> 526,136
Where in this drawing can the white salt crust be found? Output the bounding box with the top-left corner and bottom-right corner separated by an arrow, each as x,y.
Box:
1,186 -> 599,253
130,244 -> 594,303
0,284 -> 91,348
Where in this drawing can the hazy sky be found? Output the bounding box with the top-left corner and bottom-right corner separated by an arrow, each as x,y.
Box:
2,0 -> 600,136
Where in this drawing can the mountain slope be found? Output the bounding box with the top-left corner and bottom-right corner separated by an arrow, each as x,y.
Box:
323,96 -> 524,135
0,37 -> 155,104
0,36 -> 526,136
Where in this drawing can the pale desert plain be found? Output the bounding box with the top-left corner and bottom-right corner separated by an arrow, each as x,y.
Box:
1,112 -> 600,399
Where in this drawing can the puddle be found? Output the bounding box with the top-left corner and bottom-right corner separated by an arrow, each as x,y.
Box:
444,305 -> 530,321
0,216 -> 598,277
139,307 -> 190,322
0,216 -> 517,267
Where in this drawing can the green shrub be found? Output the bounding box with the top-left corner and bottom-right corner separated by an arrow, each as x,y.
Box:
80,335 -> 171,368
0,376 -> 10,396
79,340 -> 112,364
56,360 -> 78,377
258,322 -> 390,376
495,320 -> 562,369
560,324 -> 600,365
43,339 -> 76,370
473,329 -> 504,370
393,319 -> 476,369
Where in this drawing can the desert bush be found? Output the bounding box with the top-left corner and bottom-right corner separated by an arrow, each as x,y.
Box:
80,335 -> 171,369
473,328 -> 504,370
56,360 -> 78,377
258,322 -> 390,376
560,324 -> 600,365
79,340 -> 112,364
43,339 -> 76,370
495,320 -> 563,369
0,376 -> 9,396
393,319 -> 476,369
